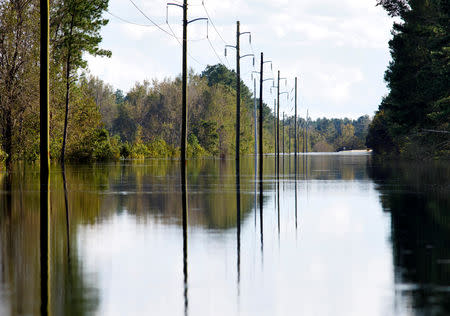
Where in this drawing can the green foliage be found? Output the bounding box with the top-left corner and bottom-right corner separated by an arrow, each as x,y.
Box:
369,0 -> 450,158
93,130 -> 121,161
66,128 -> 120,162
120,142 -> 132,159
51,0 -> 111,70
0,148 -> 6,163
192,120 -> 219,155
187,134 -> 207,158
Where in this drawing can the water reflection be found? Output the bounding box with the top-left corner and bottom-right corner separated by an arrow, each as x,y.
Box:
369,161 -> 450,315
0,154 -> 448,315
181,160 -> 188,316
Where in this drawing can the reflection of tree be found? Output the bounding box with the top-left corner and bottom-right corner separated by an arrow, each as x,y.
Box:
0,165 -> 100,316
369,162 -> 450,315
106,159 -> 258,229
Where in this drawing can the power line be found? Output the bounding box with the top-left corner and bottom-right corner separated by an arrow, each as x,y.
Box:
202,0 -> 228,45
128,0 -> 178,38
207,37 -> 225,64
108,10 -> 207,42
166,20 -> 205,66
107,11 -> 164,27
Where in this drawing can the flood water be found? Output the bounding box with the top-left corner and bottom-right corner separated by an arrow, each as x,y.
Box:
0,153 -> 449,316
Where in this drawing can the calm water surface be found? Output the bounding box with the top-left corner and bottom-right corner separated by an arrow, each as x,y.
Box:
0,153 -> 449,316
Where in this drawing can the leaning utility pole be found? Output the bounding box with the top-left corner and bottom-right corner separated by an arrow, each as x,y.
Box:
40,1 -> 50,315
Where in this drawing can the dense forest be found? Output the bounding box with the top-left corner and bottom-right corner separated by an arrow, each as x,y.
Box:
0,0 -> 371,170
367,0 -> 449,159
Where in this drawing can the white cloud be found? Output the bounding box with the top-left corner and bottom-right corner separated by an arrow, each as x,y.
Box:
88,0 -> 394,118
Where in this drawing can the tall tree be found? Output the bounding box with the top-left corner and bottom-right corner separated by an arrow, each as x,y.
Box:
368,0 -> 449,157
52,0 -> 111,163
0,0 -> 39,170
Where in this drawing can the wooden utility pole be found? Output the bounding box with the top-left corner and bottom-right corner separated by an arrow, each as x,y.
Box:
258,52 -> 265,255
273,98 -> 276,164
40,1 -> 50,315
305,110 -> 309,153
258,53 -> 264,182
181,0 -> 188,167
254,78 -> 257,160
235,21 -> 240,164
282,112 -> 285,173
288,125 -> 291,156
294,77 -> 298,173
181,3 -> 189,313
277,71 -> 280,178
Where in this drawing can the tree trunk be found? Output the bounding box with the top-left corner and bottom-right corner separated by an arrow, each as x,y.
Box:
60,57 -> 71,164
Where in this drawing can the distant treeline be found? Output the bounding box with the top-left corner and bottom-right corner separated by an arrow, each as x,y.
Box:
367,0 -> 449,159
0,0 -> 371,168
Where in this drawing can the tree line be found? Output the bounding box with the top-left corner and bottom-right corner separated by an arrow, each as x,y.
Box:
367,0 -> 449,159
0,0 -> 371,170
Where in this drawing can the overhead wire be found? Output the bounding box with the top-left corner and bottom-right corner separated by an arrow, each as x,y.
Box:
166,20 -> 205,66
207,37 -> 225,64
201,0 -> 231,68
128,0 -> 179,38
201,0 -> 228,45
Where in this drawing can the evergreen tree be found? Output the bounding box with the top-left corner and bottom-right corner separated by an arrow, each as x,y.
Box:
52,0 -> 111,163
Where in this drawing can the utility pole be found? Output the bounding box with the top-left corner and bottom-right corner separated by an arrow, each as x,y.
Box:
254,78 -> 257,160
181,0 -> 188,168
258,53 -> 264,183
306,110 -> 309,153
165,4 -> 207,313
275,72 -> 288,178
40,1 -> 50,315
273,98 -> 276,155
277,71 -> 280,178
273,99 -> 276,173
294,77 -> 298,173
225,22 -> 253,164
236,21 -> 240,164
182,3 -> 188,313
167,1 -> 207,166
288,124 -> 291,156
282,112 -> 285,173
288,124 -> 291,173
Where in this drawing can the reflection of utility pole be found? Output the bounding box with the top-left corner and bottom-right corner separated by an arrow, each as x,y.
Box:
40,1 -> 50,315
166,3 -> 208,314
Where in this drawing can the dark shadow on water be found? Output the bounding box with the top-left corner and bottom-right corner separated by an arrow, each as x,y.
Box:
369,161 -> 450,315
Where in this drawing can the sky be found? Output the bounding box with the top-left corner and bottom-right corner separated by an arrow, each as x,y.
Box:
86,0 -> 395,119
